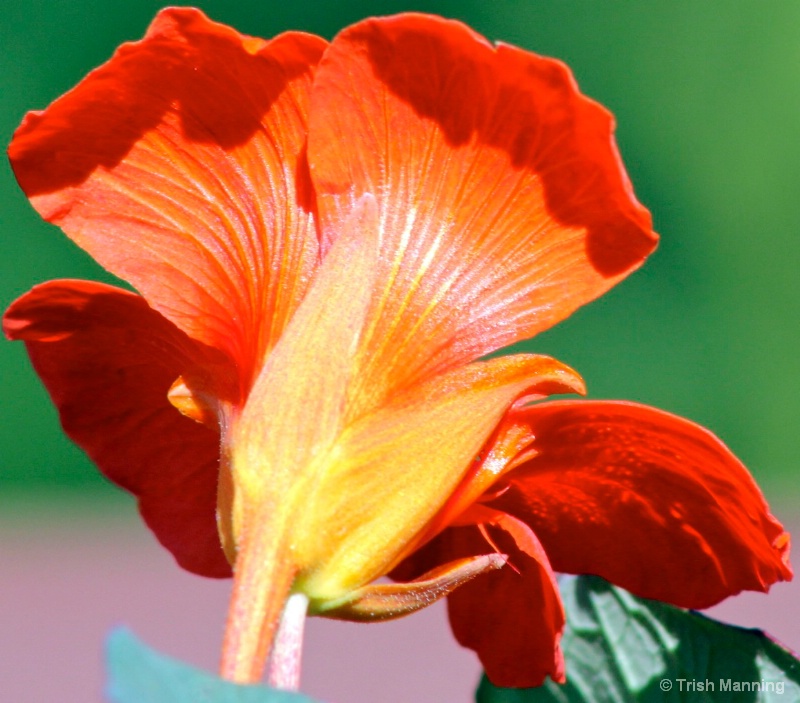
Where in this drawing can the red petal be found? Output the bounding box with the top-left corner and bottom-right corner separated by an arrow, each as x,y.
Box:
9,8 -> 327,389
308,13 -> 657,398
394,509 -> 565,688
490,400 -> 792,608
3,280 -> 231,577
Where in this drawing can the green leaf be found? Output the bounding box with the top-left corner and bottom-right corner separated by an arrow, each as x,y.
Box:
477,575 -> 800,703
105,628 -> 321,703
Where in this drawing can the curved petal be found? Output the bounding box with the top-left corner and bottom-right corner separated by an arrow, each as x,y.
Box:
307,13 -> 657,402
489,400 -> 792,608
3,280 -> 230,577
393,509 -> 565,688
9,8 -> 327,390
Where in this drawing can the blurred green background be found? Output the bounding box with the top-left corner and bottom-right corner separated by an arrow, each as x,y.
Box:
2,0 -> 798,513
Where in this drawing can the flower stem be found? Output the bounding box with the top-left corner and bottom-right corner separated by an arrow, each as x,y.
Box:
267,592 -> 309,690
219,518 -> 296,684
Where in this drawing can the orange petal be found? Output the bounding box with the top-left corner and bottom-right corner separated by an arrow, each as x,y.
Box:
9,8 -> 327,390
227,191 -> 583,604
394,509 -> 566,688
308,13 -> 657,401
490,400 -> 792,608
3,280 -> 231,577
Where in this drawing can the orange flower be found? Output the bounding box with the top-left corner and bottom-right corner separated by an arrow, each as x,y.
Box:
4,9 -> 791,689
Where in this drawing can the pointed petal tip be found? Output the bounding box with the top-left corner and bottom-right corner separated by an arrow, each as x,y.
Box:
486,552 -> 510,570
317,552 -> 508,622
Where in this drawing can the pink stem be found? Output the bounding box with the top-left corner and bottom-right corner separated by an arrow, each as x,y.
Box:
219,522 -> 296,683
267,593 -> 309,690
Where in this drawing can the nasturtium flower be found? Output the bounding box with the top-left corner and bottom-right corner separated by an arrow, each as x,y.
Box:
4,8 -> 791,689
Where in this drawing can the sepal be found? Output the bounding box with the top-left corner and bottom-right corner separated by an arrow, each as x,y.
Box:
317,553 -> 507,621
